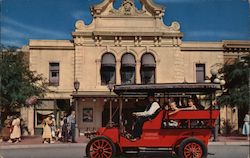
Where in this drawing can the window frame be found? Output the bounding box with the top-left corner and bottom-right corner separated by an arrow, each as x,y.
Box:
49,62 -> 60,86
196,63 -> 205,83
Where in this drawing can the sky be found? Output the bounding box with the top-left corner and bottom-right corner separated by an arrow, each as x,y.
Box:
0,0 -> 249,47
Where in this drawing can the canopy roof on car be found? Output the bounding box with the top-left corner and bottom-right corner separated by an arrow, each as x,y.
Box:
114,83 -> 221,96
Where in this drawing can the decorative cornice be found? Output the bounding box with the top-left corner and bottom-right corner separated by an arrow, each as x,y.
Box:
223,40 -> 250,49
29,46 -> 75,50
91,0 -> 114,16
72,32 -> 92,37
109,0 -> 148,16
140,0 -> 165,17
29,40 -> 75,50
72,31 -> 183,38
180,42 -> 223,51
92,31 -> 183,37
91,0 -> 165,18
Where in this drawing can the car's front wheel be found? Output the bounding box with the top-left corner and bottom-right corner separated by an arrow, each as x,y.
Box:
86,136 -> 116,158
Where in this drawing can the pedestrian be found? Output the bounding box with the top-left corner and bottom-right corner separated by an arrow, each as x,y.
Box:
242,112 -> 250,140
2,116 -> 12,142
42,116 -> 52,143
61,118 -> 69,143
67,111 -> 77,143
10,115 -> 21,143
50,114 -> 56,142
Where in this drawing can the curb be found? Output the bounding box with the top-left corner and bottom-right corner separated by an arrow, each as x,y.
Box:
0,143 -> 87,149
208,142 -> 249,146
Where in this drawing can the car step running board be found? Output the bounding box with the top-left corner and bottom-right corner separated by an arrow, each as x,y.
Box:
139,147 -> 172,152
124,147 -> 172,154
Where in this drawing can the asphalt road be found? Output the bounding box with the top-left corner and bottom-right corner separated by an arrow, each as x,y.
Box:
0,145 -> 249,158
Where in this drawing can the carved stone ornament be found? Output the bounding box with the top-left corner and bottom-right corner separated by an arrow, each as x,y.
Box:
170,21 -> 180,31
75,20 -> 85,30
109,0 -> 147,16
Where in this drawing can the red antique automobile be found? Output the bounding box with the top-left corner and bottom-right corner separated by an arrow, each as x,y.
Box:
85,83 -> 221,158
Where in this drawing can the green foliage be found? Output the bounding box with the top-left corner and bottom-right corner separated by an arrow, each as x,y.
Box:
0,46 -> 48,112
218,55 -> 249,110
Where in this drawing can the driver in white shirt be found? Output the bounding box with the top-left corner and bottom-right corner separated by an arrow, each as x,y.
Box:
131,94 -> 161,141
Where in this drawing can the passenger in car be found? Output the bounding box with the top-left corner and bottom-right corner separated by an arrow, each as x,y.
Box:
165,101 -> 180,127
181,99 -> 197,110
168,101 -> 180,115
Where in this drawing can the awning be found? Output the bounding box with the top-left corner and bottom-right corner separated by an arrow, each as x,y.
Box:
121,53 -> 136,67
114,83 -> 221,95
141,53 -> 156,67
101,53 -> 116,67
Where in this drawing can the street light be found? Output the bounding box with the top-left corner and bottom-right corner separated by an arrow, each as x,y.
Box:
205,68 -> 226,142
107,82 -> 114,127
74,80 -> 80,92
73,80 -> 80,139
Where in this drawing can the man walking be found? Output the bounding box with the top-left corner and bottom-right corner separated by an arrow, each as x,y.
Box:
67,111 -> 77,143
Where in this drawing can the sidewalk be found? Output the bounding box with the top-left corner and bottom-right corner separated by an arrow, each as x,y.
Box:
1,135 -> 249,149
208,135 -> 249,146
0,136 -> 88,149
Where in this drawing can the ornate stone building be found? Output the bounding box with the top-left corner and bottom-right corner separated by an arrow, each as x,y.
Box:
22,0 -> 249,135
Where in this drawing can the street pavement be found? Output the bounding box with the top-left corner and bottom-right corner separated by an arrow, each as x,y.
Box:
0,135 -> 249,158
0,144 -> 249,158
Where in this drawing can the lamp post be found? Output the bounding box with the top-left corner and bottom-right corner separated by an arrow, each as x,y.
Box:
107,82 -> 114,127
206,68 -> 226,142
73,80 -> 80,139
74,80 -> 80,93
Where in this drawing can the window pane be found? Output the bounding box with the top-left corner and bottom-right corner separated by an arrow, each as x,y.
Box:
101,67 -> 115,85
196,64 -> 205,82
121,67 -> 135,84
141,67 -> 155,84
49,62 -> 59,86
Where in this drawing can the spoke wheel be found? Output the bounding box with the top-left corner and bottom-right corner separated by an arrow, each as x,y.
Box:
178,137 -> 207,158
183,142 -> 203,158
86,136 -> 116,158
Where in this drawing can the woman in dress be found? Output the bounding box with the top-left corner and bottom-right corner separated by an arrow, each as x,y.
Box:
10,115 -> 21,143
42,116 -> 52,143
242,112 -> 250,140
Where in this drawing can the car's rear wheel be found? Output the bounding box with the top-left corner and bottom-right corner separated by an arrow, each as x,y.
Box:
86,136 -> 116,158
178,137 -> 207,158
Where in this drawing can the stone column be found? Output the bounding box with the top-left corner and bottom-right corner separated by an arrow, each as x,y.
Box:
136,60 -> 141,84
28,107 -> 34,135
116,60 -> 121,85
155,60 -> 160,83
74,46 -> 84,82
96,59 -> 101,86
174,47 -> 185,82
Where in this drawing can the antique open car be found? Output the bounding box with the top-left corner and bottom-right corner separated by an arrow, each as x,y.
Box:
85,83 -> 221,158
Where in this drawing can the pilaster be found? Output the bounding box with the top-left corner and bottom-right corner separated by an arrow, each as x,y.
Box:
136,60 -> 141,84
96,59 -> 101,86
174,48 -> 185,82
116,60 -> 121,84
74,46 -> 84,81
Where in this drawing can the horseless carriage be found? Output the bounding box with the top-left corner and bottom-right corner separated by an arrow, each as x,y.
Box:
85,83 -> 221,158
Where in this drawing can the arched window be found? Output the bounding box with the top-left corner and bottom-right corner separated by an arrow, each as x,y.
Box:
141,53 -> 156,84
101,53 -> 116,85
121,53 -> 136,84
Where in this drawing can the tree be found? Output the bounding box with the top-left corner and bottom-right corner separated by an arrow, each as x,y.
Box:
217,55 -> 249,127
0,46 -> 48,118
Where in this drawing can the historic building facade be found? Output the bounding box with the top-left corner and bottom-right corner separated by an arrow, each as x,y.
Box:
21,0 -> 249,135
